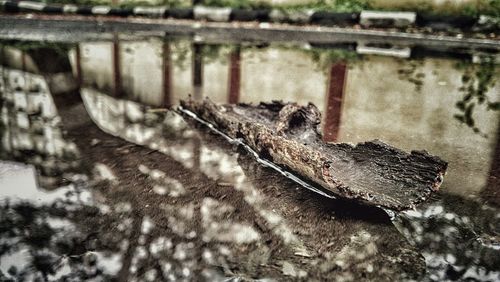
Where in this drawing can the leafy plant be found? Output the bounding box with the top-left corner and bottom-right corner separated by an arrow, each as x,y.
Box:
453,55 -> 499,137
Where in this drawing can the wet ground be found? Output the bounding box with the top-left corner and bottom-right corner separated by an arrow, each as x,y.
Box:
0,32 -> 499,281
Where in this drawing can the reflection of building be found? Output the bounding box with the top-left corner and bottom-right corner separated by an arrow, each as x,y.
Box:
0,66 -> 80,186
1,46 -> 79,95
73,38 -> 500,198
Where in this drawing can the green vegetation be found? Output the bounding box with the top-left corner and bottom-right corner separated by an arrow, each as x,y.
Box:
38,0 -> 500,17
200,0 -> 271,9
43,0 -> 191,8
200,0 -> 369,11
453,55 -> 499,137
167,40 -> 360,73
369,0 -> 499,18
271,0 -> 370,12
0,40 -> 75,56
302,47 -> 360,71
397,59 -> 425,92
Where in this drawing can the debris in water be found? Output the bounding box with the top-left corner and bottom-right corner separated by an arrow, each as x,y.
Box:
180,98 -> 448,211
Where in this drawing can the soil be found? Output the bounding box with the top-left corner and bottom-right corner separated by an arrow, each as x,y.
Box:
36,92 -> 428,281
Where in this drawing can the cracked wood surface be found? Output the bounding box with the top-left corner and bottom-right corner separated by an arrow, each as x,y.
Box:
180,98 -> 448,211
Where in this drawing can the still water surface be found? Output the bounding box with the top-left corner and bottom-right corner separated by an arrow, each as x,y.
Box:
0,35 -> 499,281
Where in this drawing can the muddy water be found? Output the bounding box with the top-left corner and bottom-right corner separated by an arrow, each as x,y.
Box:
0,37 -> 499,281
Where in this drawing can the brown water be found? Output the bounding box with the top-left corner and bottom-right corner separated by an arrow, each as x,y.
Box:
0,36 -> 499,281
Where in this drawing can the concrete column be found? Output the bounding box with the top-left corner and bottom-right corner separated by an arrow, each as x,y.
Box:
162,42 -> 172,107
112,35 -> 122,97
21,51 -> 26,72
227,47 -> 241,104
323,62 -> 347,142
75,45 -> 82,87
192,43 -> 203,100
484,127 -> 500,205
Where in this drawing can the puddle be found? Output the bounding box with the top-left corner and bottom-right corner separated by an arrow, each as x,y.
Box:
0,35 -> 499,281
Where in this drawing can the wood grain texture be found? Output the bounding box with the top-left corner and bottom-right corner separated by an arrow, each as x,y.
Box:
180,98 -> 448,210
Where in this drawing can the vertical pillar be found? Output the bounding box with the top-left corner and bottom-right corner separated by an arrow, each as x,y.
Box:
192,43 -> 203,100
323,62 -> 347,143
227,47 -> 241,104
21,51 -> 26,72
112,35 -> 122,98
162,42 -> 172,107
484,126 -> 500,205
75,45 -> 82,87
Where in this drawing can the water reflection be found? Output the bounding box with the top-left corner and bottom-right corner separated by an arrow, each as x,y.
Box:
0,37 -> 499,281
0,66 -> 80,188
0,68 -> 427,280
394,196 -> 500,281
72,37 -> 500,197
77,87 -> 427,281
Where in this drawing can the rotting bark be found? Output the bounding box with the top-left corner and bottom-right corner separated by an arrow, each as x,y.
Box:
180,98 -> 448,211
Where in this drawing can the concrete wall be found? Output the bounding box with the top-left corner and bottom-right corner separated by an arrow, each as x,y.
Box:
240,48 -> 326,108
120,40 -> 164,106
202,50 -> 230,103
78,42 -> 115,94
340,56 -> 500,196
170,41 -> 193,105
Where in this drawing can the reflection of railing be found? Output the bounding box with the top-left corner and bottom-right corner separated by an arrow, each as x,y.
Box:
3,1 -> 496,34
356,41 -> 411,58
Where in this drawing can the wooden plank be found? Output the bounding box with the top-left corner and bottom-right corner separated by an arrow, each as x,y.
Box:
180,98 -> 448,210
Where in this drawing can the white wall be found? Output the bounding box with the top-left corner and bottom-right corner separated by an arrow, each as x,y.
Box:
121,39 -> 164,106
79,42 -> 115,93
341,56 -> 500,196
240,48 -> 327,108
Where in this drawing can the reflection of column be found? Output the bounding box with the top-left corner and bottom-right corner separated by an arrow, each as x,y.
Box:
484,127 -> 500,205
323,62 -> 347,143
192,43 -> 203,100
193,137 -> 201,170
227,47 -> 241,104
112,36 -> 122,97
21,51 -> 26,72
75,45 -> 82,87
162,42 -> 172,107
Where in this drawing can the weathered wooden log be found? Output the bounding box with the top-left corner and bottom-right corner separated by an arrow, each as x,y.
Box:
180,98 -> 447,211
